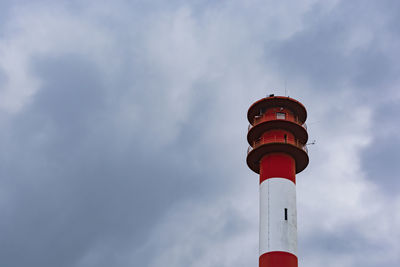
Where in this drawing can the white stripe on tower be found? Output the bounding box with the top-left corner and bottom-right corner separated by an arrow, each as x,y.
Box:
259,178 -> 297,255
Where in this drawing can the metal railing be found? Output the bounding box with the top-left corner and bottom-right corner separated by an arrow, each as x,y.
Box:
248,115 -> 307,131
247,136 -> 308,154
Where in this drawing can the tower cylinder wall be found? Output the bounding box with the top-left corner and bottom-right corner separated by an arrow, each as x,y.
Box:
260,153 -> 295,184
259,153 -> 298,267
253,107 -> 296,125
261,130 -> 295,144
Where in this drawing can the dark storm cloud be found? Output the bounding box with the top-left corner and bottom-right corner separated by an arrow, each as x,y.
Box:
299,225 -> 398,267
301,227 -> 380,254
0,53 -> 229,266
1,0 -> 400,266
266,0 -> 400,97
0,67 -> 7,89
361,101 -> 400,193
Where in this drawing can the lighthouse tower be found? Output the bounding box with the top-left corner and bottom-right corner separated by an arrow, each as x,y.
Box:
246,95 -> 309,267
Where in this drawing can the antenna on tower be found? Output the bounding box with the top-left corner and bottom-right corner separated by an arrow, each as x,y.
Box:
285,79 -> 287,96
307,140 -> 316,145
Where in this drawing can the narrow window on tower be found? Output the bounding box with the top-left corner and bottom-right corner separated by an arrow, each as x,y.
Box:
276,112 -> 286,120
284,134 -> 287,143
284,208 -> 288,220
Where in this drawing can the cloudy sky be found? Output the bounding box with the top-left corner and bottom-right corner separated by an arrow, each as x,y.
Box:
0,0 -> 399,266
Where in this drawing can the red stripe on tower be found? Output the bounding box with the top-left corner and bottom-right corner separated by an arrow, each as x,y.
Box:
259,251 -> 298,267
260,153 -> 296,184
246,95 -> 309,267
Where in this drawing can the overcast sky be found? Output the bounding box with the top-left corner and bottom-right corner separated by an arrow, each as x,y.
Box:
0,0 -> 399,266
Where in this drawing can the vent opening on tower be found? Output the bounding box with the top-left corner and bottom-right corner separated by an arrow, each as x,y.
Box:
284,208 -> 288,220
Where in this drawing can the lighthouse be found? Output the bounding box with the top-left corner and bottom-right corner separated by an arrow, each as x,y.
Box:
246,95 -> 309,267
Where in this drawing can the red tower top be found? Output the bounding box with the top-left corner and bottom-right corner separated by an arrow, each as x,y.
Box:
246,95 -> 309,174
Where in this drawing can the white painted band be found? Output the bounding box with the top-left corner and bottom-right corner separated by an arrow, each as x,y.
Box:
259,178 -> 297,256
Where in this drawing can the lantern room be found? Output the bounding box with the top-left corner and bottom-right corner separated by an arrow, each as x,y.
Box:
246,95 -> 309,174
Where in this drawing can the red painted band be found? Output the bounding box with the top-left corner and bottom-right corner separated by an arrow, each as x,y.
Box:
259,251 -> 298,267
260,153 -> 296,184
